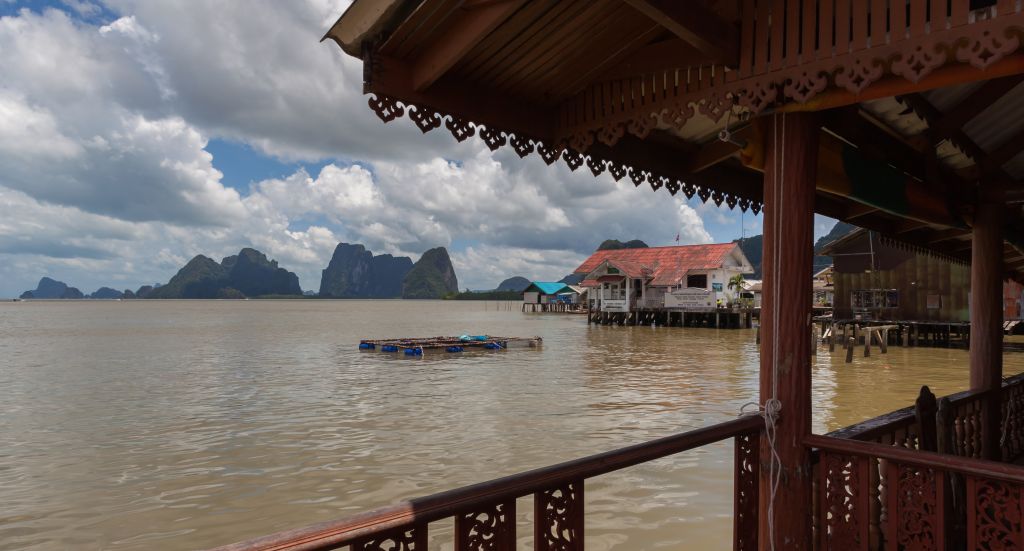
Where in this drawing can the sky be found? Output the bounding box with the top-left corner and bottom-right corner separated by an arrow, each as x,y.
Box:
0,1 -> 838,297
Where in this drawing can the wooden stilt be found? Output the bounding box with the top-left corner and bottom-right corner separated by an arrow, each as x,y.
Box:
970,196 -> 1005,461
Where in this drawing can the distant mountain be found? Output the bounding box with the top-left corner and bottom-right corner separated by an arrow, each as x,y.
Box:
20,277 -> 83,299
559,273 -> 585,285
597,239 -> 649,250
148,249 -> 301,299
89,287 -> 124,299
813,221 -> 857,272
731,221 -> 858,279
402,247 -> 459,299
496,276 -> 530,292
221,248 -> 301,297
319,243 -> 413,298
148,255 -> 229,299
735,235 -> 764,278
134,285 -> 156,298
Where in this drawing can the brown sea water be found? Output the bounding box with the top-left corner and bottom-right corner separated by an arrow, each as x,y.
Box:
2,300 -> 1021,550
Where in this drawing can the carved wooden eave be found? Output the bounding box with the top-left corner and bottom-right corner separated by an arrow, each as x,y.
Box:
327,0 -> 1024,280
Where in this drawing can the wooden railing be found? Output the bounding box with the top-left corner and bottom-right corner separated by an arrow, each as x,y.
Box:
209,416 -> 762,551
829,373 -> 1024,460
808,433 -> 1024,550
814,372 -> 1024,549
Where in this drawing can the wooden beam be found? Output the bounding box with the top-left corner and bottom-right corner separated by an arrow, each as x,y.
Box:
927,228 -> 970,244
846,203 -> 881,219
894,219 -> 932,234
685,125 -> 754,173
586,136 -> 765,201
411,0 -> 525,91
622,0 -> 738,66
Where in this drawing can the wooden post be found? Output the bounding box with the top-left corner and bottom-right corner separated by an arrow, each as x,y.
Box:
759,112 -> 816,550
846,337 -> 855,363
879,330 -> 888,354
970,196 -> 1005,461
864,330 -> 871,357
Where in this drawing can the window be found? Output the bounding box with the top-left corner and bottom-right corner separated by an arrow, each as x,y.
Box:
851,289 -> 899,309
712,283 -> 723,292
687,274 -> 708,288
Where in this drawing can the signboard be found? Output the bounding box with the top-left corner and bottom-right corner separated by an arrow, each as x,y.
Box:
664,288 -> 714,309
602,299 -> 628,312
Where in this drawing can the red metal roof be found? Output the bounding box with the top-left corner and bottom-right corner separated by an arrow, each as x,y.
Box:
574,244 -> 739,286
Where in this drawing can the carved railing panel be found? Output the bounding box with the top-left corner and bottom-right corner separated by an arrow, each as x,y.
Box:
351,526 -> 427,551
734,432 -> 759,551
810,434 -> 1024,551
455,500 -> 516,551
885,464 -> 945,550
534,482 -> 583,551
820,452 -> 871,550
967,477 -> 1024,549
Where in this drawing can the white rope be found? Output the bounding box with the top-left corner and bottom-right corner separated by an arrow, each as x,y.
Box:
739,112 -> 784,551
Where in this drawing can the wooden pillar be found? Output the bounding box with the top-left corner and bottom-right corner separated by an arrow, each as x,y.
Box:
759,112 -> 817,550
970,197 -> 1004,460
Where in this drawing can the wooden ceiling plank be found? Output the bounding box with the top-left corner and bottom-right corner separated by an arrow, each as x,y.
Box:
470,0 -> 587,86
412,0 -> 527,91
387,0 -> 464,59
457,0 -> 558,76
541,23 -> 665,100
594,37 -> 705,81
490,0 -> 618,92
368,53 -> 556,138
622,0 -> 739,66
381,0 -> 452,55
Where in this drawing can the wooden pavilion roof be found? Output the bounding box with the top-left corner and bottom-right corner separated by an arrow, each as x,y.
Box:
325,0 -> 1024,281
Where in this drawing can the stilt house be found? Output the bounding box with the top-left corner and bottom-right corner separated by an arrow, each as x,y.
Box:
575,243 -> 754,312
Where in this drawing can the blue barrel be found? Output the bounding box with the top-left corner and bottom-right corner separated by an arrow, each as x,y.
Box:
359,342 -> 375,350
446,346 -> 464,353
382,345 -> 398,352
404,347 -> 423,356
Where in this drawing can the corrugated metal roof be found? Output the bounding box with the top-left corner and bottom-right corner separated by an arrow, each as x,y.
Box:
574,243 -> 738,286
963,81 -> 1024,153
863,79 -> 1024,179
525,282 -> 572,295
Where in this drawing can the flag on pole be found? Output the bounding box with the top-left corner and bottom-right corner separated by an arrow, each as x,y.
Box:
675,232 -> 680,243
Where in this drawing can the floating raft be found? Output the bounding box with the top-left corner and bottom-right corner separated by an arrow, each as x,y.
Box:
359,335 -> 542,355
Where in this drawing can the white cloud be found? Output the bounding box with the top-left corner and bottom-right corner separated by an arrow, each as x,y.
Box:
678,204 -> 714,244
0,1 -> 737,297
